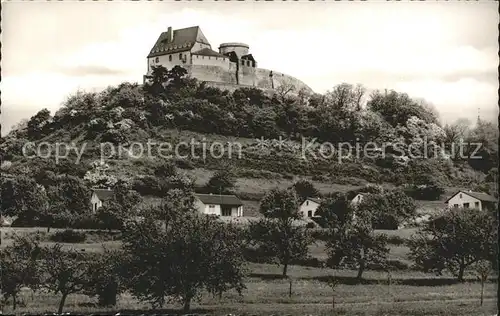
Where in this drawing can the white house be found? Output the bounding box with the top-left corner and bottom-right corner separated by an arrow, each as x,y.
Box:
90,188 -> 114,213
194,193 -> 243,217
444,190 -> 497,211
299,197 -> 322,218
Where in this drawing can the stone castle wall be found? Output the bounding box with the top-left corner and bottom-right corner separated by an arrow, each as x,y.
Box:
184,64 -> 312,93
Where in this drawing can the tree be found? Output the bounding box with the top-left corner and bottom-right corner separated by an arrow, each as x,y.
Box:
97,180 -> 142,229
0,234 -> 42,310
122,207 -> 246,311
40,244 -> 89,313
443,118 -> 471,145
408,207 -> 497,282
356,189 -> 416,229
144,65 -> 169,97
474,260 -> 492,306
44,175 -> 92,230
205,168 -> 237,194
290,179 -> 320,203
1,176 -> 49,224
324,209 -> 389,279
84,248 -> 125,306
367,90 -> 439,127
249,219 -> 311,277
27,108 -> 52,139
315,193 -> 353,227
83,160 -> 118,188
251,188 -> 312,276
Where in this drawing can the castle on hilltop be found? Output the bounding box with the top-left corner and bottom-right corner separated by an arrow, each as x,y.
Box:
144,26 -> 313,93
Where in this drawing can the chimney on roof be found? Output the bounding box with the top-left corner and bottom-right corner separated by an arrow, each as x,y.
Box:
168,26 -> 173,43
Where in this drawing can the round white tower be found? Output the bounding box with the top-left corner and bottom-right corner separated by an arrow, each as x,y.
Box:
218,42 -> 250,58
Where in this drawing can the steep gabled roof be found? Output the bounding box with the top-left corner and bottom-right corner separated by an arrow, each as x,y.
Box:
92,189 -> 114,201
305,197 -> 321,204
148,26 -> 210,58
445,190 -> 497,203
192,48 -> 228,58
241,54 -> 256,62
195,193 -> 243,206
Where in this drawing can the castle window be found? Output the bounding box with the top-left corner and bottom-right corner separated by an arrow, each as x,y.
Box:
155,57 -> 159,63
169,55 -> 172,62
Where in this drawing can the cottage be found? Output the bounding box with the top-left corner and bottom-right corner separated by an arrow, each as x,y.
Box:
299,197 -> 322,218
444,190 -> 497,211
194,193 -> 243,217
90,188 -> 114,212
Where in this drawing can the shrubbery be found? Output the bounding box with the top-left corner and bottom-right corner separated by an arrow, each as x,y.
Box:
49,229 -> 87,243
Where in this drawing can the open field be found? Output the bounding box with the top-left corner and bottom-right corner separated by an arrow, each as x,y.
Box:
4,263 -> 497,315
2,227 -> 497,315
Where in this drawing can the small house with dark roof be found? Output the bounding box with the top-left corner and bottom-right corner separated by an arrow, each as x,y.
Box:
444,190 -> 497,211
194,193 -> 243,217
299,197 -> 322,218
90,188 -> 114,212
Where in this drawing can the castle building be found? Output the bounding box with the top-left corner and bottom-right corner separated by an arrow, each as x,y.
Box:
144,26 -> 312,93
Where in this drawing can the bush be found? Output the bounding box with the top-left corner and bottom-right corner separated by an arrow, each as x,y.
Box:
305,222 -> 316,229
50,229 -> 87,243
174,159 -> 195,170
309,228 -> 329,241
385,235 -> 407,246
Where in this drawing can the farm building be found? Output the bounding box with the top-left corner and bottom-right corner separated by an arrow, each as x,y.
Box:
194,193 -> 244,217
444,190 -> 497,211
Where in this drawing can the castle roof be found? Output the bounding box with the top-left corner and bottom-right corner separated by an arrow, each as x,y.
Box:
241,54 -> 256,62
192,48 -> 228,59
148,26 -> 210,58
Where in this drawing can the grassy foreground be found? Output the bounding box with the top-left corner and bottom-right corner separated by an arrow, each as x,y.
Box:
4,264 -> 497,315
1,228 -> 497,315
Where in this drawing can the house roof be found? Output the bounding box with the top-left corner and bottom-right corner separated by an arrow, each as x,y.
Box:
192,48 -> 228,58
305,197 -> 321,204
445,190 -> 497,203
241,53 -> 256,62
195,193 -> 243,206
92,189 -> 114,201
148,26 -> 209,58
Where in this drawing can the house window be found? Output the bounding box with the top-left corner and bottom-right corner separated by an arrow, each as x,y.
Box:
307,211 -> 312,217
474,202 -> 480,208
155,57 -> 159,63
209,205 -> 215,209
94,203 -> 98,211
247,60 -> 250,66
453,204 -> 459,208
459,194 -> 463,199
306,201 -> 309,206
463,203 -> 470,208
179,53 -> 182,59
222,208 -> 232,217
169,55 -> 172,62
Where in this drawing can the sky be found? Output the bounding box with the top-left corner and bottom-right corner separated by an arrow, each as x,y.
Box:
1,2 -> 498,134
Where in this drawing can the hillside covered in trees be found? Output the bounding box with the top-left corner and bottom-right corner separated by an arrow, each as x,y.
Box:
2,65 -> 498,205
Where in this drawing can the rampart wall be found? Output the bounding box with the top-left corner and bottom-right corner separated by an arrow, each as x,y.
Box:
184,64 -> 313,93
